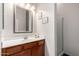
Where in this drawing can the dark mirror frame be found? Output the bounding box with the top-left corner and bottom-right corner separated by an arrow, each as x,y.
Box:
2,3 -> 4,29
13,5 -> 33,33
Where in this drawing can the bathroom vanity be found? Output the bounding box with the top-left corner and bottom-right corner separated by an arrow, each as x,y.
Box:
1,4 -> 46,56
2,39 -> 45,56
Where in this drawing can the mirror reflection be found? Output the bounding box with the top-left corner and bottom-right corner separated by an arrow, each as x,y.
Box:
14,5 -> 33,33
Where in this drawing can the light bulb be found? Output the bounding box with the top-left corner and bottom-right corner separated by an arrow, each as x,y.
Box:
14,3 -> 19,5
31,6 -> 35,11
25,3 -> 31,9
19,3 -> 25,7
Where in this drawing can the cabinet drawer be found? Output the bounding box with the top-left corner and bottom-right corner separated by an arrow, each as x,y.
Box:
37,40 -> 45,45
2,45 -> 23,55
23,42 -> 37,49
13,49 -> 31,56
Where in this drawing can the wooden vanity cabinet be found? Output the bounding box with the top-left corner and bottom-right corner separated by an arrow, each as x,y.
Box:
2,40 -> 45,56
2,45 -> 23,56
13,49 -> 31,56
32,40 -> 45,56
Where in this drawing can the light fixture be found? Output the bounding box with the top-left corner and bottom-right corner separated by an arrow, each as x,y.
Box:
30,6 -> 35,11
15,3 -> 35,11
14,3 -> 19,5
25,3 -> 31,9
19,3 -> 25,7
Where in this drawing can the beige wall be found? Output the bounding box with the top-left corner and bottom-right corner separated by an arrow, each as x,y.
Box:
36,3 -> 56,56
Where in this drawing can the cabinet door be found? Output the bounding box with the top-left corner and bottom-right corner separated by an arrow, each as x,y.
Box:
2,45 -> 23,56
13,49 -> 31,56
32,45 -> 44,56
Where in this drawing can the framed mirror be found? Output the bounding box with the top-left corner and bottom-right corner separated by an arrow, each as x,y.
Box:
14,5 -> 33,33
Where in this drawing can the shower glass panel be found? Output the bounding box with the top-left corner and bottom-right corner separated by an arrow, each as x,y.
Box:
57,16 -> 63,56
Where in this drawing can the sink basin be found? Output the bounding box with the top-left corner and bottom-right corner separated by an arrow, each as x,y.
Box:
2,37 -> 25,48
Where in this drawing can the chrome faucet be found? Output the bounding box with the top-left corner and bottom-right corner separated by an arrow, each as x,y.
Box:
35,34 -> 39,38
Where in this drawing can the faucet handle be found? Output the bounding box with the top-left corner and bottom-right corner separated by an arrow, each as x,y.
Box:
35,34 -> 39,38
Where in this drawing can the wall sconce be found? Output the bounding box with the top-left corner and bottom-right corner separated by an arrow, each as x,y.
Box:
25,3 -> 31,9
19,3 -> 25,7
30,6 -> 35,11
15,3 -> 35,11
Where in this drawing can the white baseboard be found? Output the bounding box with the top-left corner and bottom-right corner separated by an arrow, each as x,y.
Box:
64,51 -> 72,56
58,51 -> 64,56
58,51 -> 72,56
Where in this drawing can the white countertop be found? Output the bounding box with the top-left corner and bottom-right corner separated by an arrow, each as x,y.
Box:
2,37 -> 45,48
